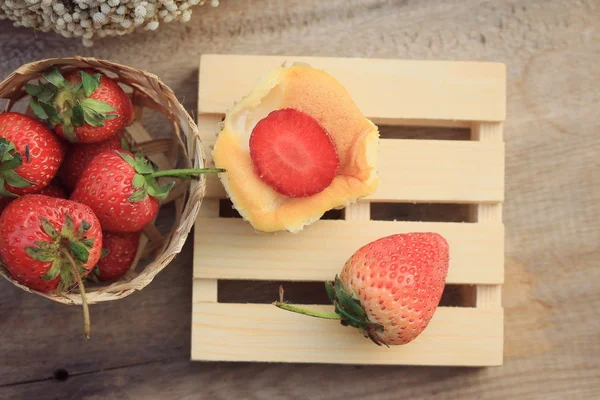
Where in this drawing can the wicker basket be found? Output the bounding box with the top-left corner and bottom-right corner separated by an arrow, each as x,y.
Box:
0,56 -> 207,305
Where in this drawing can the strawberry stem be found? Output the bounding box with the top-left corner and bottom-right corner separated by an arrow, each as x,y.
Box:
273,301 -> 341,319
62,249 -> 91,339
148,168 -> 226,178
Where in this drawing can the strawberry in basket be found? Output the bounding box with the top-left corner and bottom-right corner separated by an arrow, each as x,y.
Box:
0,112 -> 65,196
26,68 -> 133,143
71,149 -> 224,232
0,194 -> 103,338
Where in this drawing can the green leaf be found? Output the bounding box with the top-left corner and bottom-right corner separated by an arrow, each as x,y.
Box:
104,114 -> 118,120
4,170 -> 33,188
25,246 -> 55,262
70,240 -> 89,263
0,153 -> 23,172
81,237 -> 94,248
29,99 -> 48,120
334,276 -> 367,320
325,281 -> 336,303
40,217 -> 59,239
37,83 -> 58,103
100,248 -> 109,259
132,174 -> 146,189
80,71 -> 101,97
120,138 -> 130,151
118,152 -> 138,168
42,67 -> 66,88
61,122 -> 78,143
59,265 -> 74,290
80,98 -> 116,114
42,259 -> 62,281
39,101 -> 60,124
82,107 -> 105,127
76,220 -> 91,238
132,153 -> 155,174
24,83 -> 42,96
147,181 -> 174,201
61,214 -> 75,238
72,102 -> 84,127
129,188 -> 148,202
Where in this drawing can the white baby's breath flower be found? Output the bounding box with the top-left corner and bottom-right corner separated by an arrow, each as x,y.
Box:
92,12 -> 107,24
146,20 -> 159,30
1,0 -> 216,46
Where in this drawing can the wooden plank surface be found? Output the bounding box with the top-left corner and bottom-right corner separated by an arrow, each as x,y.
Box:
194,218 -> 504,284
199,55 -> 506,124
1,0 -> 599,398
201,137 -> 506,203
191,301 -> 503,366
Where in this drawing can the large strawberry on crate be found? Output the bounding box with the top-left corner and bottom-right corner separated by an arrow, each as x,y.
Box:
26,68 -> 133,143
0,112 -> 65,196
71,150 -> 224,232
0,194 -> 103,338
274,233 -> 450,346
94,231 -> 141,281
59,135 -> 124,191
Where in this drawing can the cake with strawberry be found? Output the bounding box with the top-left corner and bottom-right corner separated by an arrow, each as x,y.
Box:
212,63 -> 380,233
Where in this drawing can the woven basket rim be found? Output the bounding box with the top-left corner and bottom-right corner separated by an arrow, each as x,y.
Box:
0,56 -> 206,305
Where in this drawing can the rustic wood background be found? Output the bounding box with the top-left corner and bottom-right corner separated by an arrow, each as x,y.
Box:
1,0 -> 599,399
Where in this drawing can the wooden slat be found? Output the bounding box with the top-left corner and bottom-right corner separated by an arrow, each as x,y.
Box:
201,137 -> 505,203
190,303 -> 503,366
194,218 -> 504,284
199,54 -> 506,125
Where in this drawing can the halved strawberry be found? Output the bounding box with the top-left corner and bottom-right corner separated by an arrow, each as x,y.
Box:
249,108 -> 340,198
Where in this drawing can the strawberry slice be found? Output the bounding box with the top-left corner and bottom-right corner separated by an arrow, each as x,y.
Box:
249,108 -> 340,198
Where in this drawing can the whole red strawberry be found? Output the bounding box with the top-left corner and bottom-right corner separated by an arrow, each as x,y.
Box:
27,67 -> 133,143
59,135 -> 122,191
95,231 -> 141,281
250,108 -> 340,197
71,150 -> 224,232
0,112 -> 65,196
275,233 -> 450,346
0,194 -> 103,338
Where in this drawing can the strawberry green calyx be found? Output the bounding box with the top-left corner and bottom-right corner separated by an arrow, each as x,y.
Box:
274,276 -> 385,346
117,151 -> 226,203
26,68 -> 117,142
0,138 -> 32,197
25,213 -> 94,338
25,214 -> 95,293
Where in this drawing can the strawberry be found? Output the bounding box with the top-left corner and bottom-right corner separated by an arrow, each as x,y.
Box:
0,194 -> 103,338
59,135 -> 123,191
275,233 -> 450,346
26,67 -> 133,143
71,150 -> 224,232
0,112 -> 65,196
249,108 -> 340,198
95,231 -> 141,281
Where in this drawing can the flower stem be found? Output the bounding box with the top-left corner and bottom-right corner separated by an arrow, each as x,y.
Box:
149,168 -> 226,179
273,302 -> 341,320
63,250 -> 91,339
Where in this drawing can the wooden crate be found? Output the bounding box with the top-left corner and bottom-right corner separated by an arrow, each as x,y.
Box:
191,54 -> 505,366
